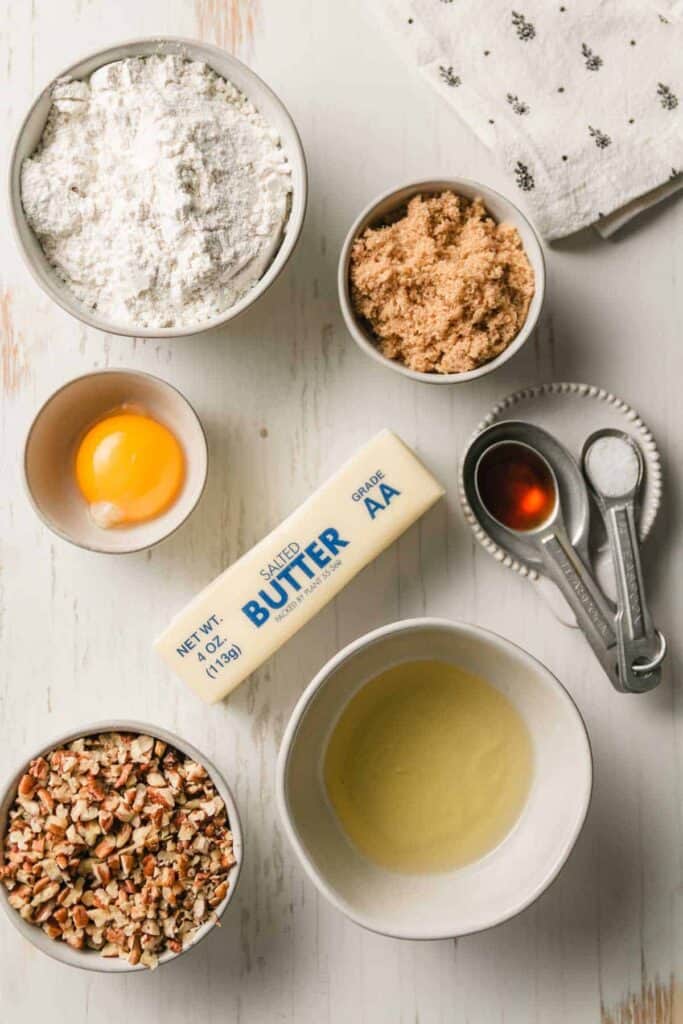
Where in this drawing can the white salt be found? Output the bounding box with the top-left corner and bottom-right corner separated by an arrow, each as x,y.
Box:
584,435 -> 640,497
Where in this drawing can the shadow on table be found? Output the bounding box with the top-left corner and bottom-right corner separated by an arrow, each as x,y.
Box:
551,188 -> 683,254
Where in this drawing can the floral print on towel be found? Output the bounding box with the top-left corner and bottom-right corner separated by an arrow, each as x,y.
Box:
581,43 -> 603,71
439,65 -> 461,86
514,161 -> 535,191
507,93 -> 529,115
511,11 -> 535,41
588,125 -> 612,149
658,83 -> 678,110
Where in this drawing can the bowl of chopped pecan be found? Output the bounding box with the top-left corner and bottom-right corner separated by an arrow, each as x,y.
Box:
0,723 -> 242,971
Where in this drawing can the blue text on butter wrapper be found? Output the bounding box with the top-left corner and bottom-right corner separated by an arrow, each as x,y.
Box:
242,478 -> 402,629
242,527 -> 348,627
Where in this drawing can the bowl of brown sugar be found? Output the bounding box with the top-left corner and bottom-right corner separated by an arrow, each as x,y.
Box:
338,179 -> 545,384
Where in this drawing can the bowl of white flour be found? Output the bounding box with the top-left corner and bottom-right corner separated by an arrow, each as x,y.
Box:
9,38 -> 307,337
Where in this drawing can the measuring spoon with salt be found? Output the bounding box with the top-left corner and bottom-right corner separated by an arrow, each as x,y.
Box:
462,421 -> 620,689
582,429 -> 666,693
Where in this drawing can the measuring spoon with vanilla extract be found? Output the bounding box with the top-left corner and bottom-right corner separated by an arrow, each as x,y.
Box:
463,421 -> 621,690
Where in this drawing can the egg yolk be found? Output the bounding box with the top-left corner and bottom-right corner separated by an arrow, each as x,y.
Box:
75,412 -> 184,528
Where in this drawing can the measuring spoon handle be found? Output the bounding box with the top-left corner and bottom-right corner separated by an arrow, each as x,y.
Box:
604,502 -> 663,692
539,525 -> 619,687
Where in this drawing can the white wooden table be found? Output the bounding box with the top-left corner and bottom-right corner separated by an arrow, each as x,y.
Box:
1,2 -> 681,1021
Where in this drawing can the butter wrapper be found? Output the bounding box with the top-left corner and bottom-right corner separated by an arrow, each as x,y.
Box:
154,430 -> 445,703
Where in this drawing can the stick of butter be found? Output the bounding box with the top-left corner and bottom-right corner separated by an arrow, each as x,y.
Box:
154,430 -> 444,703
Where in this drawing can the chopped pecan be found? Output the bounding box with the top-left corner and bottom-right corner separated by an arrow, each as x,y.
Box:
18,774 -> 36,797
94,836 -> 116,860
30,757 -> 49,781
42,919 -> 62,940
1,732 -> 235,969
72,904 -> 89,929
36,788 -> 55,813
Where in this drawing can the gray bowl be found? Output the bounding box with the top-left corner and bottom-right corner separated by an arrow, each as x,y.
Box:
8,36 -> 308,339
338,178 -> 546,385
0,721 -> 243,972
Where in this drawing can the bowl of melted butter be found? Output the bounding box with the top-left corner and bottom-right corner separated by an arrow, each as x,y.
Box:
277,619 -> 592,939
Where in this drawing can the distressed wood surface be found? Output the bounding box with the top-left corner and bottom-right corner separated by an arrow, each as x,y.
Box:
1,2 -> 682,1021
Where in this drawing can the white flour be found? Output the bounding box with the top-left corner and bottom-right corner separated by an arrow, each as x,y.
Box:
21,55 -> 292,329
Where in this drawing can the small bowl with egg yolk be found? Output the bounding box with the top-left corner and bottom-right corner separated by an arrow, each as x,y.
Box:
23,369 -> 208,553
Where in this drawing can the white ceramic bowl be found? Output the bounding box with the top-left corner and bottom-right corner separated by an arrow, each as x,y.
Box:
24,369 -> 208,554
9,36 -> 307,338
277,618 -> 591,939
0,720 -> 243,972
338,179 -> 545,385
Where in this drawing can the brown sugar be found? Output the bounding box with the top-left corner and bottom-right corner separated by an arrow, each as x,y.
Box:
349,192 -> 535,375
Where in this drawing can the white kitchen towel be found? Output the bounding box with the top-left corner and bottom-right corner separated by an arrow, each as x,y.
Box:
372,1 -> 682,239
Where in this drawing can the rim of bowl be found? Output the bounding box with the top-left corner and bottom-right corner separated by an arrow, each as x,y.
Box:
0,719 -> 243,973
338,178 -> 546,385
276,617 -> 592,941
22,368 -> 209,555
8,35 -> 308,339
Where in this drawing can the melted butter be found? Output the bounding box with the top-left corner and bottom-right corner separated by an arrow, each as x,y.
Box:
324,659 -> 533,874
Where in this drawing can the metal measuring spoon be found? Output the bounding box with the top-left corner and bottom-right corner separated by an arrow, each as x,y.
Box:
462,421 -> 620,690
582,429 -> 666,693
